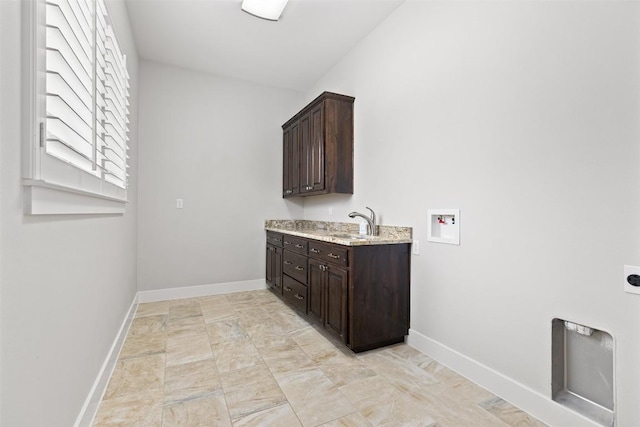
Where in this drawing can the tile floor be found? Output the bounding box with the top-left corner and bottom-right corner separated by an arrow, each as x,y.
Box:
93,289 -> 546,427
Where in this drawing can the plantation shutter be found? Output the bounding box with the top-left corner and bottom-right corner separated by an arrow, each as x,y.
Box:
44,0 -> 129,189
45,0 -> 96,174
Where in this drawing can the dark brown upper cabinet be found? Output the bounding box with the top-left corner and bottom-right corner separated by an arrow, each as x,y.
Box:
282,92 -> 354,198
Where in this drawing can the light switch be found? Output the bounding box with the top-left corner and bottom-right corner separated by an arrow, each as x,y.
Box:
176,199 -> 183,209
412,240 -> 420,255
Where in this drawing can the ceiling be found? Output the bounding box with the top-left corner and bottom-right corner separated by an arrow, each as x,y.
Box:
124,0 -> 405,91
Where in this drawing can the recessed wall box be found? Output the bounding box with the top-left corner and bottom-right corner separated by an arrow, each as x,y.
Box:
427,209 -> 460,245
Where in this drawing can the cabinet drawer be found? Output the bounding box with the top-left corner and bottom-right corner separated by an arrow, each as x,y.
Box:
283,250 -> 308,284
282,235 -> 308,255
266,231 -> 283,248
283,275 -> 308,314
308,241 -> 349,267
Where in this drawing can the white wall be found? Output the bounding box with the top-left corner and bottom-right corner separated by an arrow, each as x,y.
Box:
303,1 -> 640,425
136,61 -> 303,291
0,0 -> 139,425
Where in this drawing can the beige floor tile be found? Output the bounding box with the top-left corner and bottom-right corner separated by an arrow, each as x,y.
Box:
358,350 -> 438,391
199,294 -> 230,306
212,337 -> 264,373
129,315 -> 167,335
164,358 -> 222,404
318,412 -> 374,427
278,368 -> 356,426
165,331 -> 213,367
167,302 -> 202,321
260,342 -> 317,379
249,327 -> 293,349
319,363 -> 377,387
290,326 -> 336,352
119,332 -> 167,359
340,375 -> 437,427
232,403 -> 302,427
225,291 -> 255,303
226,292 -> 259,310
308,346 -> 360,366
480,397 -> 548,427
162,394 -> 231,427
104,354 -> 165,400
384,343 -> 432,366
220,364 -> 287,420
166,315 -> 206,336
270,309 -> 309,332
135,301 -> 174,318
202,304 -> 236,323
206,318 -> 248,344
95,291 -> 546,427
93,391 -> 163,427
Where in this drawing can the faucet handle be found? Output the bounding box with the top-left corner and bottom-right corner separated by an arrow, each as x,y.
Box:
365,207 -> 376,224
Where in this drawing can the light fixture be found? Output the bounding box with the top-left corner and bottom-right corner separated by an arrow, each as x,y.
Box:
241,0 -> 289,21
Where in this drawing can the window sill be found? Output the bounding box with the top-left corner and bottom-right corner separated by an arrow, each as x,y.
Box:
23,179 -> 128,215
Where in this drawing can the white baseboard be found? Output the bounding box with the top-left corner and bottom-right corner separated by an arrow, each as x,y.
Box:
136,279 -> 267,303
407,329 -> 601,427
74,294 -> 138,427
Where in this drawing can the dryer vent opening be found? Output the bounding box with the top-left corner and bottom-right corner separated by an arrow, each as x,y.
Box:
551,318 -> 614,426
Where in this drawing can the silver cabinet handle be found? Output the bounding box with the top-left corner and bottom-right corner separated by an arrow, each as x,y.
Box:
295,244 -> 304,249
285,286 -> 292,292
328,253 -> 340,259
284,261 -> 292,265
310,248 -> 320,253
294,294 -> 304,300
295,266 -> 304,271
284,241 -> 292,245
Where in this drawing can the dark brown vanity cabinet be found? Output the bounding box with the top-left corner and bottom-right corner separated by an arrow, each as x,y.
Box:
282,92 -> 354,198
266,231 -> 411,353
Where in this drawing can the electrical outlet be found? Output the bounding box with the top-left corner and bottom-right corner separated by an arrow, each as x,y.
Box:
624,265 -> 640,295
176,199 -> 183,209
412,240 -> 420,255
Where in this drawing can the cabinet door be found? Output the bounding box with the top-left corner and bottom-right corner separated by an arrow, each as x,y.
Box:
273,246 -> 283,294
283,122 -> 299,197
308,104 -> 325,192
308,259 -> 325,324
300,104 -> 324,193
325,264 -> 348,343
266,244 -> 283,294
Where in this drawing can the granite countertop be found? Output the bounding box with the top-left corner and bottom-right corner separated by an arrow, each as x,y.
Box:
264,220 -> 412,247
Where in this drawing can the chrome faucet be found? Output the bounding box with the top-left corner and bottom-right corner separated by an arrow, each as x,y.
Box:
348,207 -> 378,236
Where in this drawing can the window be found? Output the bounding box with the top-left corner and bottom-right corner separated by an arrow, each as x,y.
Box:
24,0 -> 130,214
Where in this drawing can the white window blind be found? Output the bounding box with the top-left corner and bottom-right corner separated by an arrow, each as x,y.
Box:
39,0 -> 130,193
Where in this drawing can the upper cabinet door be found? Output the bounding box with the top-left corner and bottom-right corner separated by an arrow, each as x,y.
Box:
283,121 -> 300,196
282,92 -> 354,199
309,104 -> 325,192
300,104 -> 324,193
